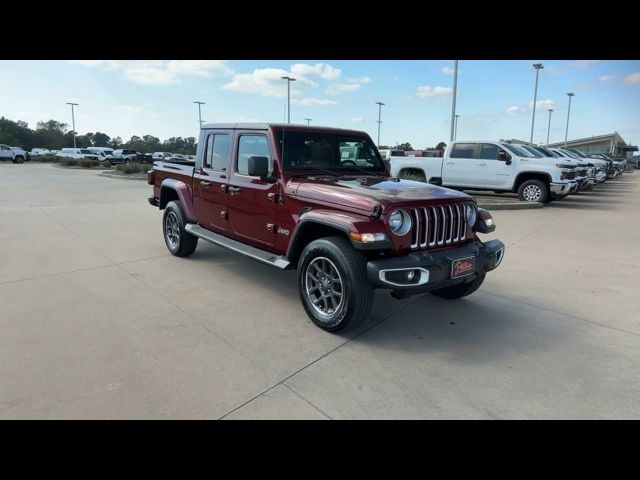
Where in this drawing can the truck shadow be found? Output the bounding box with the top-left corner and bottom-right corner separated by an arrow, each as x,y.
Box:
190,245 -> 562,363
351,290 -> 568,364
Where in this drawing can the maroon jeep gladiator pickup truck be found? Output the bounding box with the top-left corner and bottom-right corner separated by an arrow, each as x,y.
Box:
148,123 -> 505,332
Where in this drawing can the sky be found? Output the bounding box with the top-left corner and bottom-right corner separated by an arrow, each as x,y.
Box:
1,60 -> 639,148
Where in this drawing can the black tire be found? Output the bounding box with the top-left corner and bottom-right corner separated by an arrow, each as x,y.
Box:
517,179 -> 548,203
13,155 -> 24,164
430,273 -> 486,299
298,236 -> 373,332
163,201 -> 198,257
398,169 -> 426,182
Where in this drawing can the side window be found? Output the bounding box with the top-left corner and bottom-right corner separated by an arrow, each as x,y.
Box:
451,143 -> 477,159
204,133 -> 230,171
480,143 -> 499,160
236,134 -> 272,176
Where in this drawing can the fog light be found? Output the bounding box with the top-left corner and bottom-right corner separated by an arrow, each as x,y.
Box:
407,270 -> 415,281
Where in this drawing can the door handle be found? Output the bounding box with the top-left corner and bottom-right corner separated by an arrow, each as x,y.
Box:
446,161 -> 454,165
478,163 -> 487,166
200,181 -> 211,187
228,186 -> 242,195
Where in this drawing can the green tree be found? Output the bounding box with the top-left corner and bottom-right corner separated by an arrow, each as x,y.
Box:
34,119 -> 68,150
436,141 -> 447,151
396,142 -> 413,151
92,132 -> 111,147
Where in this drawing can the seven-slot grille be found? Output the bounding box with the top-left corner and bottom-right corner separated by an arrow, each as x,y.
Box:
408,203 -> 470,250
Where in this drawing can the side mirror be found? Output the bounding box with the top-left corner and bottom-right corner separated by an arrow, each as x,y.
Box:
498,150 -> 512,165
248,156 -> 272,180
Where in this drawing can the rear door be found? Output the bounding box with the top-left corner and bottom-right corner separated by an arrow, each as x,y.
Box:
193,129 -> 232,232
227,131 -> 278,247
475,143 -> 514,188
0,145 -> 13,159
443,142 -> 479,187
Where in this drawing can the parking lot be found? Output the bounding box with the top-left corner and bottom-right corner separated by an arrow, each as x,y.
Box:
1,163 -> 639,419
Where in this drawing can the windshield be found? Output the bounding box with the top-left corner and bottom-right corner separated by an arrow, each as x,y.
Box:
502,143 -> 534,157
518,145 -> 544,158
533,146 -> 558,157
276,131 -> 386,173
570,149 -> 588,158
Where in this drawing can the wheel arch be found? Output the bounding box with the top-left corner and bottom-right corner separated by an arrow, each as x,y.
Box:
514,171 -> 552,191
159,178 -> 196,222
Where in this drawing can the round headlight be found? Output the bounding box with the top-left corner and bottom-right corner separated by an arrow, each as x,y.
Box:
388,209 -> 412,236
465,204 -> 477,227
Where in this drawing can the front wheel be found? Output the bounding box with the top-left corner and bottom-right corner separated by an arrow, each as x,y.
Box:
517,179 -> 548,203
430,273 -> 486,299
163,201 -> 198,257
298,237 -> 373,332
13,156 -> 24,164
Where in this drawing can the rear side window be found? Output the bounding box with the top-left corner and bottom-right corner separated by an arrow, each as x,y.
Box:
451,143 -> 477,159
480,143 -> 499,160
204,133 -> 230,171
236,134 -> 272,176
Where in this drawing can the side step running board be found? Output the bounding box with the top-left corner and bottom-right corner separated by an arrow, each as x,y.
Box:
185,224 -> 290,270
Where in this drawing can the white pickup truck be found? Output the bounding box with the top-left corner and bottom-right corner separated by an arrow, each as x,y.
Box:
0,144 -> 28,163
387,140 -> 578,203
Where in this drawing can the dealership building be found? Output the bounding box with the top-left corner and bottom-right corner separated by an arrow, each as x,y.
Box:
544,132 -> 637,159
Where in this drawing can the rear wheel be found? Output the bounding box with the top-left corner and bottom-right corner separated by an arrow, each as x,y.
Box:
163,201 -> 198,257
517,179 -> 548,203
430,273 -> 486,299
298,237 -> 373,332
13,155 -> 24,164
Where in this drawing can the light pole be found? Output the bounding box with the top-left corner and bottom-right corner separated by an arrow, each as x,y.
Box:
280,76 -> 296,123
454,114 -> 460,141
546,108 -> 554,145
305,118 -> 312,125
194,101 -> 205,128
375,101 -> 385,148
66,102 -> 79,148
530,63 -> 544,144
564,92 -> 575,147
450,60 -> 459,142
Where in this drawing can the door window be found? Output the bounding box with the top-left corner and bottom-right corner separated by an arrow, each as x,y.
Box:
204,134 -> 231,171
480,144 -> 499,160
451,143 -> 477,159
236,135 -> 272,176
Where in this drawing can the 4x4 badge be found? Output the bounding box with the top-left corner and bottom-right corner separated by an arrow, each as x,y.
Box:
277,227 -> 290,236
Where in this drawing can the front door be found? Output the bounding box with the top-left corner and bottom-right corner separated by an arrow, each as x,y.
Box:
193,130 -> 232,232
475,143 -> 514,188
0,145 -> 13,159
227,132 -> 278,247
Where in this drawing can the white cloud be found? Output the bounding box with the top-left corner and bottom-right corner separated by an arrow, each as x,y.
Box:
600,74 -> 617,82
222,68 -> 293,97
290,63 -> 341,80
505,106 -> 527,116
623,72 -> 640,85
351,116 -> 365,124
528,99 -> 558,110
69,60 -> 233,85
568,60 -> 600,69
416,85 -> 452,98
292,98 -> 337,106
576,82 -> 591,90
441,67 -> 454,75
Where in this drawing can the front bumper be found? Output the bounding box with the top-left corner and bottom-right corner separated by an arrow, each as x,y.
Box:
550,181 -> 575,196
595,171 -> 607,183
366,239 -> 505,296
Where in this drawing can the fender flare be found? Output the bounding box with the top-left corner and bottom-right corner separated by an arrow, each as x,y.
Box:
286,209 -> 391,262
159,178 -> 196,222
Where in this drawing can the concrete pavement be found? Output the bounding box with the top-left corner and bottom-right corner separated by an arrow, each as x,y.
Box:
1,164 -> 638,419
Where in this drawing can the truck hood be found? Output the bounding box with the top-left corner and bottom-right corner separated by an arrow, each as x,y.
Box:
292,176 -> 472,212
